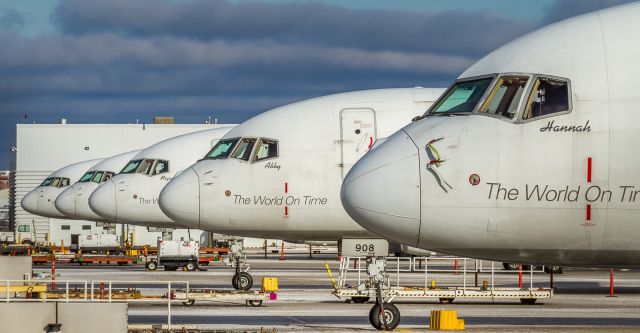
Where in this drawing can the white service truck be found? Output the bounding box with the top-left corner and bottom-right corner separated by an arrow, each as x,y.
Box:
76,233 -> 122,254
145,240 -> 199,271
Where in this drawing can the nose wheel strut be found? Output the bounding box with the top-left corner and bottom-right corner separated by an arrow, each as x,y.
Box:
363,256 -> 400,330
224,240 -> 253,290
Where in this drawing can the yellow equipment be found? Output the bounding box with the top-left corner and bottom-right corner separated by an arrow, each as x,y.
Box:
429,310 -> 465,330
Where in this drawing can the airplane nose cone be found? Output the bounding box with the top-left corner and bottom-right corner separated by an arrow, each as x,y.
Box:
89,180 -> 117,221
159,167 -> 200,228
21,190 -> 38,215
55,187 -> 77,217
341,129 -> 422,246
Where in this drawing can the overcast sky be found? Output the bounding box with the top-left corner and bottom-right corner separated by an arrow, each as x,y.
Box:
0,0 -> 635,169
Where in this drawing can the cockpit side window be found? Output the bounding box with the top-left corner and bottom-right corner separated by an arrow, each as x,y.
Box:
522,77 -> 570,121
137,159 -> 155,175
50,178 -> 61,187
231,138 -> 257,161
121,159 -> 142,174
253,138 -> 278,162
79,172 -> 94,183
204,138 -> 239,160
91,171 -> 104,183
59,178 -> 70,187
427,77 -> 494,115
152,160 -> 169,175
479,76 -> 528,119
103,172 -> 115,181
41,177 -> 54,186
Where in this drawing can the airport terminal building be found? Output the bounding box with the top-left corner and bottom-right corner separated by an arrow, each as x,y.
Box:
5,120 -> 229,246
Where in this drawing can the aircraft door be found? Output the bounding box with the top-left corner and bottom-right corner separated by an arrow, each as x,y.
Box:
340,108 -> 377,178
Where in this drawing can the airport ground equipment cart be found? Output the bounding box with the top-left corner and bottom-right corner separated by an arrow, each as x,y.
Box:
329,254 -> 554,330
145,240 -> 200,271
173,288 -> 275,307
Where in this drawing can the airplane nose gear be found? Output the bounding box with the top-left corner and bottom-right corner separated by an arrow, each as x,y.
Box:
224,240 -> 253,290
361,257 -> 400,331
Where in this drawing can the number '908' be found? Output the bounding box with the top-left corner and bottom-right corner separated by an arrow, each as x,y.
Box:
355,244 -> 374,252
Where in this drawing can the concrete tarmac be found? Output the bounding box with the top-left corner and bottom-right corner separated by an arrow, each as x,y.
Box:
34,251 -> 640,332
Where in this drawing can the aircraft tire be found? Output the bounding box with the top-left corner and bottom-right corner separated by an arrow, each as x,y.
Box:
232,272 -> 253,291
369,303 -> 400,330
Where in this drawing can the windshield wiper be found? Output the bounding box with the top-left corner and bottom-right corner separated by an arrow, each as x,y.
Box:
413,112 -> 470,121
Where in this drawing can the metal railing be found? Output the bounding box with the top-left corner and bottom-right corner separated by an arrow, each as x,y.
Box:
337,256 -> 544,291
2,279 -> 191,329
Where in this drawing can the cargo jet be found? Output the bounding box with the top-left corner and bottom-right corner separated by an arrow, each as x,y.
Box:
89,127 -> 234,228
22,159 -> 104,218
341,3 -> 640,268
55,150 -> 140,222
158,88 -> 444,240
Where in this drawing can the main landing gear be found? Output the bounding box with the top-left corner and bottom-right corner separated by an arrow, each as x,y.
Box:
223,241 -> 253,290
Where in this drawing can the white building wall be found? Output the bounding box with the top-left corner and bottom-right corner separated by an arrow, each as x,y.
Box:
12,123 -> 229,245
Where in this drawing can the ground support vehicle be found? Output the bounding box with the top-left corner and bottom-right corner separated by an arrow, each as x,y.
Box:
328,256 -> 554,330
145,240 -> 200,272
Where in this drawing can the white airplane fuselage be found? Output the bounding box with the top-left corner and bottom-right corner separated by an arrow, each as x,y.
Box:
159,88 -> 445,240
89,127 -> 234,228
21,159 -> 104,219
55,150 -> 141,222
341,4 -> 640,268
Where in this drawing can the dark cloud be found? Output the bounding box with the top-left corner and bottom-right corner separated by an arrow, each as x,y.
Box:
0,7 -> 24,30
6,0 -> 621,168
53,0 -> 533,57
542,0 -> 637,23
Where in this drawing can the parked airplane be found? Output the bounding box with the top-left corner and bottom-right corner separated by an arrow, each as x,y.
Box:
88,127 -> 234,228
159,88 -> 443,238
54,150 -> 140,222
157,88 -> 444,288
21,159 -> 104,218
341,3 -> 640,268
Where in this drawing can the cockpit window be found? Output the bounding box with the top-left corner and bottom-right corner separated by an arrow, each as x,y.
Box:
152,160 -> 169,175
91,171 -> 104,183
137,159 -> 155,175
522,77 -> 570,120
253,138 -> 278,161
41,177 -> 53,186
41,177 -> 69,187
204,138 -> 239,160
104,172 -> 115,181
479,76 -> 529,119
231,138 -> 257,161
428,77 -> 494,115
121,159 -> 142,174
79,172 -> 94,183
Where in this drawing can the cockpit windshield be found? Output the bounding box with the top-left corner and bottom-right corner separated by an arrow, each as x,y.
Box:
119,158 -> 168,176
40,177 -> 70,188
231,138 -> 257,161
202,137 -> 279,162
204,138 -> 239,160
427,77 -> 494,115
79,172 -> 95,183
121,159 -> 142,174
91,171 -> 105,183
